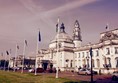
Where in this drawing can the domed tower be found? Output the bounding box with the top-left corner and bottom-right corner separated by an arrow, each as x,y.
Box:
49,23 -> 74,48
49,22 -> 74,71
73,20 -> 82,47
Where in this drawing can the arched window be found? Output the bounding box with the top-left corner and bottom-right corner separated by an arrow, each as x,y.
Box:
106,48 -> 110,55
115,57 -> 118,68
86,58 -> 89,68
96,59 -> 100,68
75,60 -> 77,67
65,59 -> 69,67
115,47 -> 118,54
70,60 -> 73,67
107,58 -> 111,68
92,59 -> 95,67
82,59 -> 86,68
96,50 -> 99,56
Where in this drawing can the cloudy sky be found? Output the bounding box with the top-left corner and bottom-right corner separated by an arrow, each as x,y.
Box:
0,0 -> 118,57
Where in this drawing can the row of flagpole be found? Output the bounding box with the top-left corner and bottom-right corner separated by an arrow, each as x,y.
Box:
1,17 -> 61,77
0,17 -> 69,79
1,41 -> 26,72
0,29 -> 41,74
1,17 -> 59,77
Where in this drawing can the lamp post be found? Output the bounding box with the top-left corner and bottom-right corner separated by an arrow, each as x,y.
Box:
89,47 -> 93,83
56,39 -> 59,78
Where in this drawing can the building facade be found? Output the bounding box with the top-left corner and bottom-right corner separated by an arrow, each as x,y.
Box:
36,20 -> 118,74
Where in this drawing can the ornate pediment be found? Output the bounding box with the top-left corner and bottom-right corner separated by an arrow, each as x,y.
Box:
100,32 -> 118,42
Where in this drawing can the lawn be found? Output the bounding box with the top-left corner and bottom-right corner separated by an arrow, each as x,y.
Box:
0,70 -> 88,83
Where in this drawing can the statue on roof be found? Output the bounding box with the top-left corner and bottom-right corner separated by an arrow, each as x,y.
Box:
60,23 -> 65,33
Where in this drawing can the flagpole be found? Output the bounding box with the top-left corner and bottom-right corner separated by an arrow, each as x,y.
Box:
34,30 -> 40,75
21,40 -> 26,73
56,17 -> 59,78
56,34 -> 59,78
14,44 -> 18,72
7,50 -> 11,72
3,53 -> 7,71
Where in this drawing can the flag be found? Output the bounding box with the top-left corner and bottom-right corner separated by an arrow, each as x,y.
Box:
6,51 -> 9,55
89,47 -> 92,57
25,40 -> 27,46
56,24 -> 58,32
106,25 -> 108,29
17,45 -> 19,49
39,30 -> 41,42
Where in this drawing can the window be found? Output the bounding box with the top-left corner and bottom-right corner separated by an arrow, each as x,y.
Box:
82,52 -> 84,58
78,53 -> 80,58
70,60 -> 73,67
106,48 -> 110,55
96,59 -> 100,68
92,59 -> 95,67
65,59 -> 69,67
96,50 -> 99,56
115,47 -> 118,54
116,58 -> 118,68
108,58 -> 111,68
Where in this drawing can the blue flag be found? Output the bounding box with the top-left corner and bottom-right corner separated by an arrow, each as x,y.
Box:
89,47 -> 92,57
39,30 -> 41,42
25,40 -> 27,46
106,25 -> 108,29
6,51 -> 9,55
56,24 -> 58,32
17,45 -> 19,49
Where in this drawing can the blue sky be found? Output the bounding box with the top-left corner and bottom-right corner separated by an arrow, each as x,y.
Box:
0,0 -> 118,57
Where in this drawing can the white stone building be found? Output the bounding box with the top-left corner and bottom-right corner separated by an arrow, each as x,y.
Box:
36,20 -> 118,74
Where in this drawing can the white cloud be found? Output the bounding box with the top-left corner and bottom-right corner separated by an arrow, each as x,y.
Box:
18,0 -> 43,14
41,0 -> 98,17
19,0 -> 99,31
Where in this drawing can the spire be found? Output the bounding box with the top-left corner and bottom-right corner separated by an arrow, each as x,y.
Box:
73,20 -> 82,41
74,20 -> 80,28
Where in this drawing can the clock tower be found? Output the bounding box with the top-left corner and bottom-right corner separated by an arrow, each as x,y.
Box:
73,20 -> 82,47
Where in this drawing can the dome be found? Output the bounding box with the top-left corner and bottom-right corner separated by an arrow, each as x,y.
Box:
49,22 -> 74,48
51,32 -> 73,43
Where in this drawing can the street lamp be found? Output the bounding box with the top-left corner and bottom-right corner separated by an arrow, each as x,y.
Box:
89,47 -> 93,83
